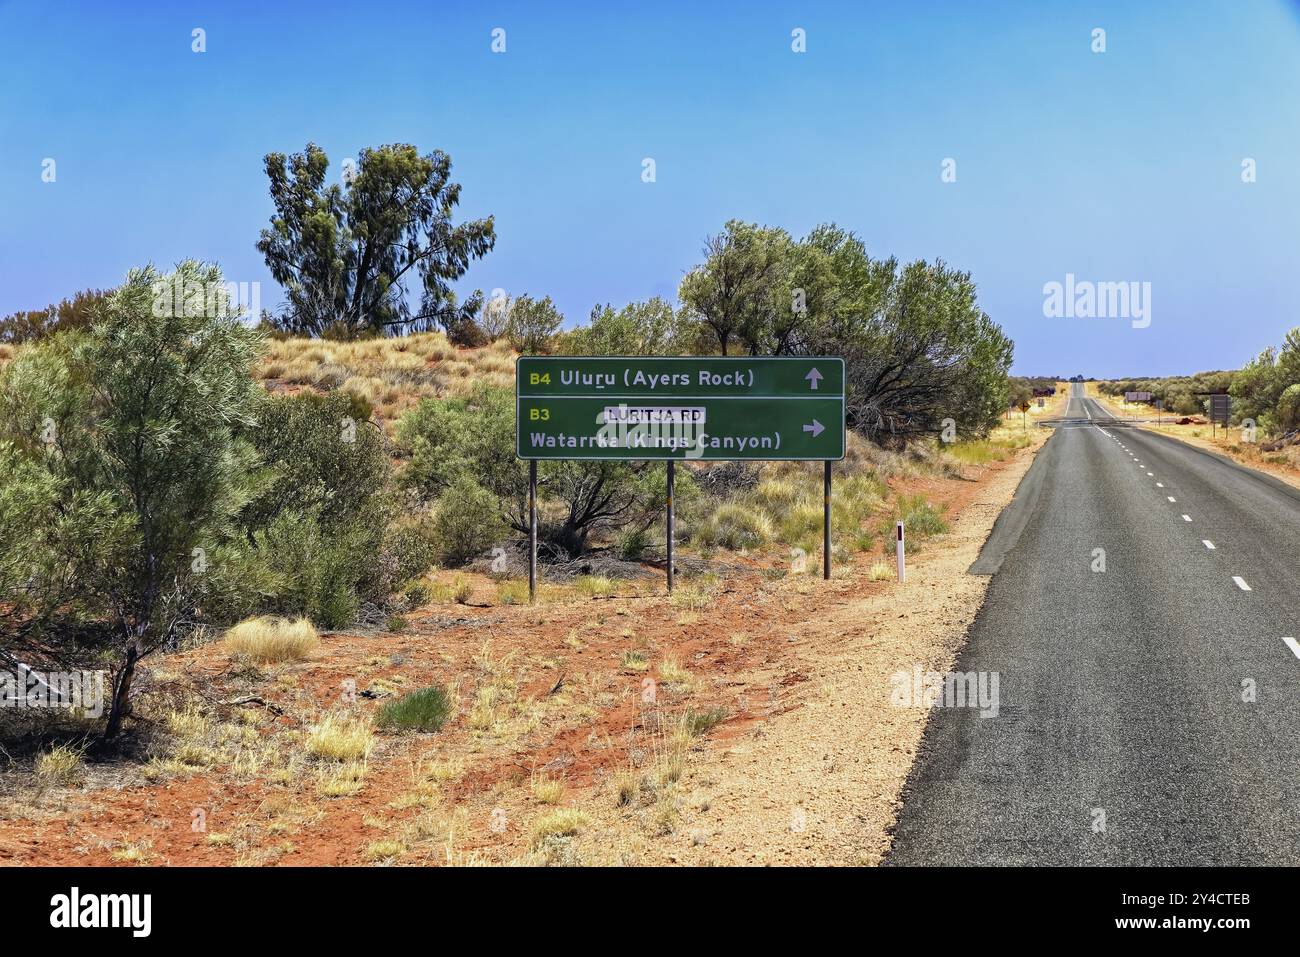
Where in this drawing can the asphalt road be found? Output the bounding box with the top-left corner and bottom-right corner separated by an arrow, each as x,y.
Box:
886,383 -> 1300,865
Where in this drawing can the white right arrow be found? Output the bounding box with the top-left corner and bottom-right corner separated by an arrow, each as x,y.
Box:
805,367 -> 823,390
802,419 -> 825,437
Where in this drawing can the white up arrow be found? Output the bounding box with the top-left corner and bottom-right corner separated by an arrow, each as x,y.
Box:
802,419 -> 825,437
805,367 -> 823,390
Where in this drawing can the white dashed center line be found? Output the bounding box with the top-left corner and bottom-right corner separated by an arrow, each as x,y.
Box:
1202,540 -> 1215,549
1233,576 -> 1252,591
1182,514 -> 1192,522
1156,482 -> 1164,487
1283,637 -> 1300,660
1167,496 -> 1176,502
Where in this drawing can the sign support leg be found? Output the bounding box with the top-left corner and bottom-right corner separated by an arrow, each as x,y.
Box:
666,460 -> 675,593
528,460 -> 537,604
823,460 -> 832,580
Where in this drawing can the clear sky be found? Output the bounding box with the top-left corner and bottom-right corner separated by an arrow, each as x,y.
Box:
2,0 -> 1298,377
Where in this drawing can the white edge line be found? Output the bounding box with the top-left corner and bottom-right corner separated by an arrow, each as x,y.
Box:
1233,576 -> 1251,591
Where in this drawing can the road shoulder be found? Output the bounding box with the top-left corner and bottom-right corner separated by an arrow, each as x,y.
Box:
636,437 -> 1049,865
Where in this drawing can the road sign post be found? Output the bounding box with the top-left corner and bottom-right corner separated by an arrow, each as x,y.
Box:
516,356 -> 846,591
1209,394 -> 1231,439
666,459 -> 675,592
528,460 -> 537,604
823,461 -> 831,580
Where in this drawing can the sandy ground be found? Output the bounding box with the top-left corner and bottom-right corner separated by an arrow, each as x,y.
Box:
632,441 -> 1043,865
0,428 -> 1051,867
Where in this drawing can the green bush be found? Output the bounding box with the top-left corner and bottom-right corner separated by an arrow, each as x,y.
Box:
616,528 -> 652,561
881,493 -> 949,552
0,262 -> 264,737
234,389 -> 397,628
433,476 -> 504,566
375,685 -> 452,733
397,383 -> 518,496
381,518 -> 439,587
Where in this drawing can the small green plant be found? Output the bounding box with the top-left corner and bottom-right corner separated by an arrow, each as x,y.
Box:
616,528 -> 652,561
683,707 -> 727,737
620,650 -> 649,672
374,685 -> 452,733
868,561 -> 894,581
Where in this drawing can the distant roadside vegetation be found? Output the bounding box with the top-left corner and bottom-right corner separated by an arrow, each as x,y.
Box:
1095,327 -> 1300,441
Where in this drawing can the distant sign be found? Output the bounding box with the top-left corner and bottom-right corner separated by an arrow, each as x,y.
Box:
1037,397 -> 1045,408
516,356 -> 846,461
1124,391 -> 1153,402
1209,394 -> 1232,425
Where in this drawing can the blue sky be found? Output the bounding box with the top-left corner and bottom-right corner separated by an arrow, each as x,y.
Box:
1,0 -> 1298,376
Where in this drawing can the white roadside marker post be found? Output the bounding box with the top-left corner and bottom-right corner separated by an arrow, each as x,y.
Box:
896,521 -> 906,583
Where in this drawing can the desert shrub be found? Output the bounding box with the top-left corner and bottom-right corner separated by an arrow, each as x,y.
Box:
616,528 -> 652,561
398,383 -> 517,495
236,390 -> 397,626
243,390 -> 384,531
380,517 -> 440,587
505,295 -> 564,354
1277,382 -> 1300,433
375,685 -> 452,733
698,502 -> 773,550
445,317 -> 488,348
0,262 -> 263,738
433,476 -> 504,566
224,616 -> 319,663
247,508 -> 376,628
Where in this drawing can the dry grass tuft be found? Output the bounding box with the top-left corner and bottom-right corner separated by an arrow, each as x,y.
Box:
35,745 -> 84,787
305,713 -> 374,762
225,616 -> 319,664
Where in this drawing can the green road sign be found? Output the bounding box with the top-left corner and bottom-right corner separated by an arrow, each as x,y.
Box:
516,356 -> 846,461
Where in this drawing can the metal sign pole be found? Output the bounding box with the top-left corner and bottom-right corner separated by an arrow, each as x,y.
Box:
528,460 -> 537,604
823,461 -> 832,580
666,459 -> 675,593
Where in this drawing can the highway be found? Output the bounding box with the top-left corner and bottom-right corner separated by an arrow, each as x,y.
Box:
886,383 -> 1300,865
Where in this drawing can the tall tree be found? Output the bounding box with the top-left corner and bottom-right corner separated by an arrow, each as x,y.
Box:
679,221 -> 791,355
257,143 -> 495,338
